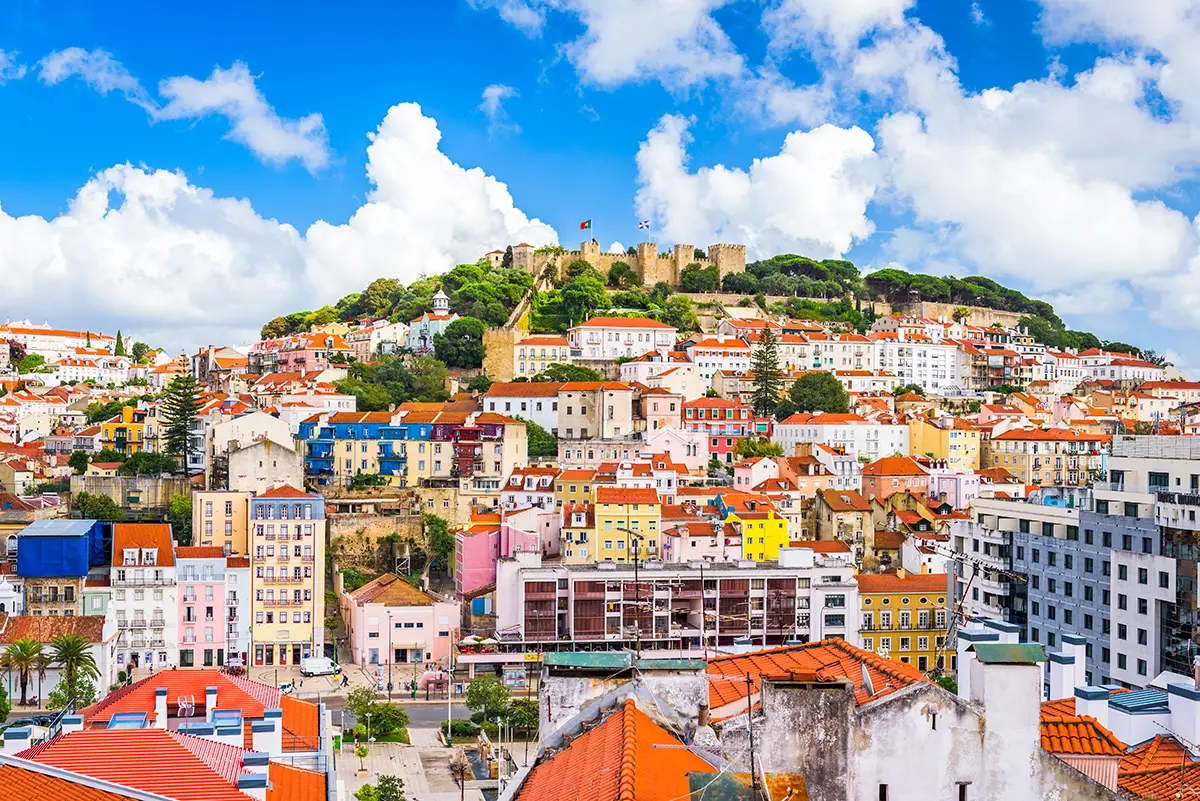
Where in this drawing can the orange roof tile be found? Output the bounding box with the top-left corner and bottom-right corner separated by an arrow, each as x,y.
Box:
573,316 -> 676,330
817,489 -> 871,512
347,573 -> 437,607
789,539 -> 851,554
596,487 -> 660,505
486,382 -> 564,397
862,456 -> 928,477
0,614 -> 107,644
176,546 -> 225,560
0,763 -> 137,801
1120,733 -> 1193,774
708,639 -> 930,712
268,762 -> 325,801
515,698 -> 713,801
257,485 -> 314,499
856,573 -> 949,594
111,523 -> 175,566
1121,762 -> 1200,798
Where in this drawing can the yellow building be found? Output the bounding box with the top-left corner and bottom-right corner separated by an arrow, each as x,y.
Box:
593,486 -> 661,562
249,485 -> 326,667
554,469 -> 602,509
908,415 -> 981,470
988,428 -> 1108,487
858,570 -> 952,674
726,509 -> 789,561
193,490 -> 250,553
100,406 -> 149,456
514,335 -> 571,379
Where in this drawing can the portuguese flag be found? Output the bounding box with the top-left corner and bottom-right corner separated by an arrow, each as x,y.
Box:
579,219 -> 592,230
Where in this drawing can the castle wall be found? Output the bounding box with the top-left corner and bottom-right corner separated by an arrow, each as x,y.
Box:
504,240 -> 746,289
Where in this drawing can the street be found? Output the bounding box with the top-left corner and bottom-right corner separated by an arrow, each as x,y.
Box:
340,703 -> 469,730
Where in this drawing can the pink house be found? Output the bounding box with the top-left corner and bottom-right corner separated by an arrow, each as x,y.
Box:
454,514 -> 540,598
275,332 -> 354,373
341,573 -> 460,667
640,386 -> 683,432
175,547 -> 231,669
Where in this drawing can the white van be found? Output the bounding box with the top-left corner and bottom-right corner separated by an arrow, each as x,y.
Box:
300,656 -> 339,677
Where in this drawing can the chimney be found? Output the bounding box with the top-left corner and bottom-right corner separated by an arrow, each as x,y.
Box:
1074,687 -> 1111,729
205,686 -> 218,722
697,704 -> 710,728
1060,634 -> 1088,690
1047,652 -> 1076,701
154,687 -> 168,728
60,715 -> 84,736
242,751 -> 271,776
968,643 -> 1046,799
237,773 -> 270,801
1169,682 -> 1200,755
955,629 -> 999,700
2,727 -> 30,754
253,710 -> 284,755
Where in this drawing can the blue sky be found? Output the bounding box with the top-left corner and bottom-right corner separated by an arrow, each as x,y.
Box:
2,0 -> 1200,368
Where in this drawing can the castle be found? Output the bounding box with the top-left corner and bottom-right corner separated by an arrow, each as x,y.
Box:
485,239 -> 746,288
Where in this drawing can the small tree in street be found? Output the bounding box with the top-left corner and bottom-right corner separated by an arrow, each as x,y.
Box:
68,450 -> 90,475
465,675 -> 510,720
355,743 -> 370,772
506,698 -> 540,762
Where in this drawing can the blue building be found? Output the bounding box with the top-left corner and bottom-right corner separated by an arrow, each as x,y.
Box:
16,519 -> 103,616
298,411 -> 433,488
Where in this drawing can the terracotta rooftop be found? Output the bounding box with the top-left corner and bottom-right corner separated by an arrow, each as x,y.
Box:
256,485 -> 314,499
1040,717 -> 1125,756
347,573 -> 438,607
0,763 -> 137,801
0,614 -> 107,644
788,539 -> 851,554
176,546 -> 225,560
596,487 -> 660,505
486,382 -> 564,397
816,489 -> 871,512
856,573 -> 949,594
708,639 -> 931,714
573,316 -> 675,330
111,523 -> 175,567
862,456 -> 928,477
514,698 -> 713,801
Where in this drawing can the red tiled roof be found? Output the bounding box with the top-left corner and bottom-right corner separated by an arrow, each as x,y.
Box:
708,639 -> 931,712
18,728 -> 250,801
788,539 -> 851,554
111,523 -> 175,566
1120,733 -> 1193,774
873,530 -> 905,550
515,698 -> 713,801
573,316 -> 675,330
1040,718 -> 1125,756
257,485 -> 314,499
268,762 -> 325,801
862,456 -> 928,477
176,546 -> 225,560
347,573 -> 437,607
0,614 -> 106,644
991,428 -> 1107,442
856,573 -> 949,594
486,382 -> 564,397
816,489 -> 870,512
595,487 -> 660,505
0,763 -> 137,801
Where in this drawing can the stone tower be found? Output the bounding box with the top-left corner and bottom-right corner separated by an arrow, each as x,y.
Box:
669,244 -> 695,287
708,244 -> 747,281
636,242 -> 660,285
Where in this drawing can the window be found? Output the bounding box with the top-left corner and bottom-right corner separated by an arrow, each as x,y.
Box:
1118,653 -> 1127,669
1118,594 -> 1127,610
1138,598 -> 1148,614
1161,572 -> 1170,589
1084,557 -> 1094,573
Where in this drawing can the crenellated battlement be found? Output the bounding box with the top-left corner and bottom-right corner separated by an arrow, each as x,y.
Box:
490,238 -> 746,288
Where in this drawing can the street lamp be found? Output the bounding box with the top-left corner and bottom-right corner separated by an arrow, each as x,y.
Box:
386,611 -> 394,701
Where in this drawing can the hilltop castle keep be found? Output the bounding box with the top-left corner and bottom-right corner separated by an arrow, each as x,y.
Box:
485,239 -> 747,288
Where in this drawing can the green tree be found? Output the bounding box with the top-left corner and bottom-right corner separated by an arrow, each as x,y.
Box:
119,451 -> 176,476
355,744 -> 370,772
367,703 -> 411,735
375,775 -> 408,801
47,676 -> 97,710
261,316 -> 292,339
784,372 -> 850,416
94,447 -> 125,463
515,417 -> 557,459
68,450 -> 90,475
532,364 -> 602,382
0,685 -> 11,721
424,514 -> 455,569
466,675 -> 511,720
341,569 -> 370,592
679,263 -> 719,292
722,272 -> 758,294
167,494 -> 193,545
359,278 -> 403,318
660,296 -> 699,332
131,341 -> 151,362
501,245 -> 514,270
1,638 -> 46,705
607,261 -> 638,289
467,375 -> 493,394
750,328 -> 784,418
734,439 -> 784,458
349,473 -> 389,490
355,785 -> 380,801
162,374 -> 202,474
506,698 -> 540,761
346,686 -> 380,721
113,330 -> 125,356
17,354 -> 46,374
560,273 -> 608,324
893,383 -> 925,396
934,675 -> 958,694
75,491 -> 126,521
433,317 -> 487,369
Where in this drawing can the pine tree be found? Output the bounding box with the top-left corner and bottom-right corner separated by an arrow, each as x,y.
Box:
162,374 -> 202,474
113,330 -> 125,356
750,327 -> 784,418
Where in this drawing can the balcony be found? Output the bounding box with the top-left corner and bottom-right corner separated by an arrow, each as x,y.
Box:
125,620 -> 147,629
112,577 -> 175,587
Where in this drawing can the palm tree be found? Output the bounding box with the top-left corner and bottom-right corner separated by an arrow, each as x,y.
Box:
1,639 -> 46,706
51,634 -> 99,703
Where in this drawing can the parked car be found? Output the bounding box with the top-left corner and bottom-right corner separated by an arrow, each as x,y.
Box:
299,656 -> 339,677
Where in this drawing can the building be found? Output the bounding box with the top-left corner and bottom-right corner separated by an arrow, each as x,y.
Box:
16,519 -> 101,616
909,414 -> 981,470
567,317 -> 677,361
175,546 -> 239,669
341,572 -> 459,667
557,381 -> 635,441
192,490 -> 250,553
453,512 -> 541,597
858,570 -> 952,673
871,333 -> 965,393
861,455 -> 930,502
249,485 -> 326,667
724,507 -> 789,562
685,335 -> 751,384
407,290 -> 459,352
110,523 -> 177,670
0,323 -> 121,361
502,238 -> 746,288
514,335 -> 571,378
98,406 -> 150,456
593,487 -> 662,562
491,545 -> 857,653
346,318 -> 409,361
682,397 -> 770,464
484,382 -> 561,434
0,614 -> 119,694
988,428 -> 1108,487
813,488 -> 872,561
773,411 -> 909,462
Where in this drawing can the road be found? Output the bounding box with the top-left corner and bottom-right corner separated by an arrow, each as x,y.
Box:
338,703 -> 469,730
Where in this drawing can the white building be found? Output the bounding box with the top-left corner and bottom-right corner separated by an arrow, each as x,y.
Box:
347,319 -> 409,361
110,523 -> 178,671
772,412 -> 909,462
484,382 -> 561,434
871,333 -> 966,394
407,290 -> 459,353
808,332 -> 875,372
0,322 -> 123,361
1041,350 -> 1085,395
1079,349 -> 1167,383
685,335 -> 751,385
568,317 -> 677,361
501,466 -> 561,510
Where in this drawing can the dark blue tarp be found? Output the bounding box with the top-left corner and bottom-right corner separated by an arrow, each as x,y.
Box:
16,520 -> 98,578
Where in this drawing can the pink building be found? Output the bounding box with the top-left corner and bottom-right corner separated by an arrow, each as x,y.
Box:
682,397 -> 773,464
175,547 -> 231,669
275,332 -> 354,373
640,386 -> 683,432
341,573 -> 460,667
454,514 -> 541,598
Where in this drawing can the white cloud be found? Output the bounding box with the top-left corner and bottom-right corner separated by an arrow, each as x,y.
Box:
634,113 -> 879,258
38,49 -> 330,171
762,0 -> 914,52
0,50 -> 27,84
970,2 -> 989,27
38,47 -> 154,110
607,241 -> 626,253
468,0 -> 548,35
479,84 -> 520,134
156,62 -> 329,171
0,103 -> 557,351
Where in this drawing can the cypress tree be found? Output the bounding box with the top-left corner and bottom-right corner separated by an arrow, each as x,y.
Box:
750,327 -> 784,418
113,330 -> 125,356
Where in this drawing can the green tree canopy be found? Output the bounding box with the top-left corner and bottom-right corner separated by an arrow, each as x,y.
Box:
515,416 -> 558,459
167,493 -> 193,545
750,328 -> 784,418
893,383 -> 925,396
532,363 -> 602,382
734,438 -> 784,458
433,317 -> 487,369
68,450 -> 90,475
722,272 -> 758,294
75,491 -> 126,521
131,341 -> 151,362
119,451 -> 176,476
679,263 -> 719,292
660,296 -> 700,332
560,273 -> 609,324
776,371 -> 850,419
607,261 -> 638,289
424,514 -> 455,569
465,675 -> 511,720
1,638 -> 46,706
162,374 -> 202,473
